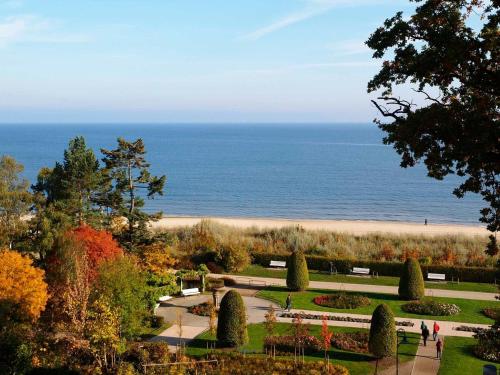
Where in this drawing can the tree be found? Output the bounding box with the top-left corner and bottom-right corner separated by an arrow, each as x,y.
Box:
485,235 -> 499,257
398,258 -> 425,300
286,250 -> 309,291
264,305 -> 277,337
366,1 -> 499,250
71,224 -> 123,282
94,256 -> 150,339
101,138 -> 166,249
320,315 -> 334,360
0,156 -> 31,249
215,239 -> 251,272
216,290 -> 248,347
0,249 -> 48,322
32,137 -> 103,226
368,303 -> 397,358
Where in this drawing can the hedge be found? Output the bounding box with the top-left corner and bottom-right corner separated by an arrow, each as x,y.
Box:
251,253 -> 498,283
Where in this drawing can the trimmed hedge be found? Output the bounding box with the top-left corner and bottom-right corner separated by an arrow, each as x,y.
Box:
217,290 -> 248,347
286,251 -> 309,291
368,303 -> 397,358
398,258 -> 425,300
252,253 -> 498,283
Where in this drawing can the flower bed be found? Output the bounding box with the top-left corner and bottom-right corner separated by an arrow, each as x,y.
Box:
264,334 -> 321,354
331,331 -> 369,353
401,300 -> 461,316
474,327 -> 500,363
279,312 -> 414,327
482,308 -> 500,321
188,302 -> 216,316
313,293 -> 371,309
454,325 -> 487,333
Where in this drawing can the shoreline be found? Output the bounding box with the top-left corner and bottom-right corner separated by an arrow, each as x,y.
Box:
151,216 -> 488,237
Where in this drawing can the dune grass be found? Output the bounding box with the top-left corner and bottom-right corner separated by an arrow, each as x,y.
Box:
437,337 -> 498,375
257,286 -> 499,324
187,323 -> 420,375
235,265 -> 499,293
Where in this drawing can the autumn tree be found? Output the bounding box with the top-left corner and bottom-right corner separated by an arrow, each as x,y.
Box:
101,138 -> 166,249
0,156 -> 32,249
320,315 -> 333,360
0,249 -> 48,322
366,0 -> 499,250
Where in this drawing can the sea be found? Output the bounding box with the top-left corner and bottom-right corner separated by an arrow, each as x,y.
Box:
0,123 -> 483,225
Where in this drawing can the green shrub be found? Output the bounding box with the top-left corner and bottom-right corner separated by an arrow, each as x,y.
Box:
206,277 -> 225,290
215,240 -> 250,272
286,250 -> 309,291
398,258 -> 425,300
368,303 -> 397,358
221,276 -> 237,286
150,315 -> 165,328
217,290 -> 248,347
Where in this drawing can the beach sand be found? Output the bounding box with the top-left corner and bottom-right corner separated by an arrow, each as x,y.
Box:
151,216 -> 488,237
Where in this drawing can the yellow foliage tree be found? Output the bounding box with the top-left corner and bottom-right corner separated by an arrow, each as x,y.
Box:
140,242 -> 177,276
0,249 -> 48,321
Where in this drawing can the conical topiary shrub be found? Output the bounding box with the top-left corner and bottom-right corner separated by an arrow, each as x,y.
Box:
216,290 -> 248,347
286,250 -> 309,291
368,303 -> 397,358
398,258 -> 425,300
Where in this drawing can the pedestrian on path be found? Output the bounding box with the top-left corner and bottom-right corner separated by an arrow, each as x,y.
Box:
285,293 -> 292,312
436,338 -> 443,359
420,321 -> 426,335
422,325 -> 430,346
433,321 -> 440,341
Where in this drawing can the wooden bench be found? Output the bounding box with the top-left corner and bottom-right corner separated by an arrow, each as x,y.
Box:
158,295 -> 172,302
427,273 -> 446,281
270,260 -> 286,268
351,267 -> 370,276
181,287 -> 200,297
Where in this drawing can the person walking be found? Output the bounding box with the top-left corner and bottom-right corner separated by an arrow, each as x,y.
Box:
436,338 -> 443,359
433,321 -> 440,341
420,321 -> 426,335
422,325 -> 430,347
285,293 -> 292,312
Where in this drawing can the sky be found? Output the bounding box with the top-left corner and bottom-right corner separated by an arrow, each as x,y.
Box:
0,0 -> 417,123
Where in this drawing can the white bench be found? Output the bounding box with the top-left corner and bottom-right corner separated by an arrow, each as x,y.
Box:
181,288 -> 200,297
351,267 -> 370,276
158,295 -> 172,302
428,273 -> 446,281
270,260 -> 286,268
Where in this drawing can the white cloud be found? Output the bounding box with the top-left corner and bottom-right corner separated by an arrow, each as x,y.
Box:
0,14 -> 90,47
328,39 -> 370,56
241,0 -> 398,41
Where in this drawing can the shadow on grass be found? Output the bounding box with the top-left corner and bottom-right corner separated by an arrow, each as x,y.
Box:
263,286 -> 401,302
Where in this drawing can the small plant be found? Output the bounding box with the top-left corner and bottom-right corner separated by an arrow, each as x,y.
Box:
188,301 -> 216,316
482,308 -> 500,321
320,315 -> 334,360
209,304 -> 217,336
313,293 -> 371,309
402,300 -> 461,316
264,305 -> 277,336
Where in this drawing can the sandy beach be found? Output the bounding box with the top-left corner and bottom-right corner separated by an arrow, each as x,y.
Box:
151,216 -> 488,237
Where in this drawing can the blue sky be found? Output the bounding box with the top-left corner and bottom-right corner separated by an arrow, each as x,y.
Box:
0,0 -> 415,123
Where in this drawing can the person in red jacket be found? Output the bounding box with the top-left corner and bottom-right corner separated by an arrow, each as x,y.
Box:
433,321 -> 440,341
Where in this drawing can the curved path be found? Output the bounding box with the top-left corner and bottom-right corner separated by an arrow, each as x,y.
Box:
210,273 -> 498,301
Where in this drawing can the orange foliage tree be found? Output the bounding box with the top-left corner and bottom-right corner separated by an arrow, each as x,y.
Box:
320,315 -> 333,360
0,249 -> 48,321
71,225 -> 123,281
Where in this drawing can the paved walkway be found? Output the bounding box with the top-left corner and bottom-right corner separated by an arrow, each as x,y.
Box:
412,337 -> 442,375
211,273 -> 498,301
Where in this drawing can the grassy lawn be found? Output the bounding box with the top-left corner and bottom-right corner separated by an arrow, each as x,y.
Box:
257,286 -> 500,324
235,265 -> 499,293
187,323 -> 420,375
138,321 -> 171,340
438,337 -> 498,375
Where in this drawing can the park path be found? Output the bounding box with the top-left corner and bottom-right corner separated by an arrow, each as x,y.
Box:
411,337 -> 442,375
210,273 -> 498,301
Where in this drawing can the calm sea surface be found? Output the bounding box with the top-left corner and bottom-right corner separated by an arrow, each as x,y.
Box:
0,123 -> 482,225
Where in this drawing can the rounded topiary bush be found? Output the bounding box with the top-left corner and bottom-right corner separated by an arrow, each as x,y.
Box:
216,290 -> 248,347
368,303 -> 397,358
286,250 -> 309,291
398,258 -> 425,300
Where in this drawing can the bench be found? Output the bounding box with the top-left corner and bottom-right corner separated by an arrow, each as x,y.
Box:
158,295 -> 172,302
428,273 -> 446,281
181,288 -> 200,297
351,267 -> 370,276
270,260 -> 286,268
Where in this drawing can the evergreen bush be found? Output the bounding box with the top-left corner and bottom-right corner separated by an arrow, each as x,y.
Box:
216,290 -> 248,347
368,303 -> 397,358
398,258 -> 425,300
286,250 -> 309,291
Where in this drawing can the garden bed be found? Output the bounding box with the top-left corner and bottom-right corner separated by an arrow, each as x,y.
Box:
279,312 -> 414,327
188,302 -> 216,316
313,293 -> 371,309
331,331 -> 369,353
401,300 -> 460,316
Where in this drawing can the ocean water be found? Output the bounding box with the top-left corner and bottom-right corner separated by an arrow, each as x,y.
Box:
0,123 -> 483,225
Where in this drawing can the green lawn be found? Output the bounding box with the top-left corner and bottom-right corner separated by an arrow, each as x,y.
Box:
138,321 -> 171,340
257,286 -> 500,324
187,323 -> 420,375
437,337 -> 498,375
235,265 -> 499,293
